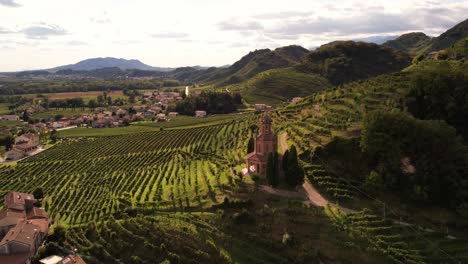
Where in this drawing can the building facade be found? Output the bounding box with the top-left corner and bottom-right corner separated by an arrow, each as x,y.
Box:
246,113 -> 277,176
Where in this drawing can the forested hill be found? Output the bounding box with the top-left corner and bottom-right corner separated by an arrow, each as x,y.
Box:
424,18 -> 468,53
382,32 -> 432,55
170,45 -> 310,86
382,18 -> 468,55
295,41 -> 411,85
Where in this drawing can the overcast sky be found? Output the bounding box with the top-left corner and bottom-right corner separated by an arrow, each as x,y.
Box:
0,0 -> 467,71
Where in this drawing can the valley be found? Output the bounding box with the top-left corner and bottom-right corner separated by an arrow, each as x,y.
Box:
0,7 -> 467,264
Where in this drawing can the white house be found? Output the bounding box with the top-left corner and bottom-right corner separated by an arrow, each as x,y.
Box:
195,110 -> 207,118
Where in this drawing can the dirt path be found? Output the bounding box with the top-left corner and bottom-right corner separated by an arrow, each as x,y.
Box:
278,132 -> 355,212
260,185 -> 305,199
280,132 -> 288,154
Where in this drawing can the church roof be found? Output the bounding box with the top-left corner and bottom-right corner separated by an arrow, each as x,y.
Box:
246,152 -> 266,162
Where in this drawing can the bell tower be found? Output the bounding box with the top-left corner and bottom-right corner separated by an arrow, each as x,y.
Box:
246,112 -> 277,176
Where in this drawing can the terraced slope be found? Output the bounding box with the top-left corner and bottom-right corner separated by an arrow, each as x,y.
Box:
271,73 -> 410,153
223,67 -> 332,105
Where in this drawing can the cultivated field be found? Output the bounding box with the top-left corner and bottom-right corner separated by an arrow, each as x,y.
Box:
0,114 -> 255,226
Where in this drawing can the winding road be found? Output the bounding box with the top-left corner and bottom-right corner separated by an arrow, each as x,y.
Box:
278,132 -> 331,207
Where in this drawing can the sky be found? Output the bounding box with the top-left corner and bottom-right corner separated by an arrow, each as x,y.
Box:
0,0 -> 467,71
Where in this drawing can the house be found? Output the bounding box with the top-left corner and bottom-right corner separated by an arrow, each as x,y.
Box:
40,255 -> 86,264
148,106 -> 162,113
15,133 -> 39,146
156,113 -> 167,122
5,149 -> 25,161
195,110 -> 207,118
254,104 -> 266,111
246,113 -> 277,176
0,192 -> 50,264
143,110 -> 156,118
168,112 -> 179,117
0,115 -> 20,121
6,134 -> 40,161
291,97 -> 303,103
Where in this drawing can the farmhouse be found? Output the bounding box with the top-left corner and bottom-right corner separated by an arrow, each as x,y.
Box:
195,110 -> 207,118
246,113 -> 278,176
0,192 -> 50,264
168,112 -> 179,117
5,133 -> 40,161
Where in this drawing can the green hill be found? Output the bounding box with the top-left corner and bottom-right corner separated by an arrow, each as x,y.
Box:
296,41 -> 411,85
174,45 -> 309,86
223,67 -> 331,105
382,32 -> 432,55
425,18 -> 468,53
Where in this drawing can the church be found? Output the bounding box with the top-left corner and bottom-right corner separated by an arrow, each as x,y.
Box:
246,113 -> 278,176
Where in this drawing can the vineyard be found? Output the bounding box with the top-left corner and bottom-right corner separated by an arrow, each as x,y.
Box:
303,163 -> 356,203
0,115 -> 255,225
327,207 -> 468,264
271,73 -> 410,153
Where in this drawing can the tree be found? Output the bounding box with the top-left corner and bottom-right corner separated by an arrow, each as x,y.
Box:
285,145 -> 304,187
251,174 -> 260,194
88,99 -> 97,109
22,111 -> 29,122
50,129 -> 59,143
266,153 -> 275,187
33,187 -> 44,206
247,136 -> 254,153
273,152 -> 279,186
282,149 -> 289,172
33,187 -> 44,200
361,110 -> 467,207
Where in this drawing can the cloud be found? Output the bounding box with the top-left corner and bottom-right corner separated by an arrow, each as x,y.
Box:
21,24 -> 68,39
90,18 -> 112,24
66,40 -> 87,46
151,32 -> 189,38
217,21 -> 263,31
0,27 -> 14,34
253,11 -> 312,20
266,5 -> 468,39
0,0 -> 20,7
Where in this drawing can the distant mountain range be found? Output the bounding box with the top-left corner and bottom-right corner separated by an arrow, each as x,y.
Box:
47,57 -> 210,73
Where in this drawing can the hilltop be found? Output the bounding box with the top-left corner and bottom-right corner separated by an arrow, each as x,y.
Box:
296,41 -> 411,85
382,32 -> 432,55
383,18 -> 468,55
424,18 -> 468,53
177,45 -> 309,86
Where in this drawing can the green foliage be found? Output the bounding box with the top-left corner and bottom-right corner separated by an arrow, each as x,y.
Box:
363,170 -> 383,194
361,110 -> 467,206
0,117 -> 255,224
382,32 -> 432,55
406,61 -> 468,140
175,91 -> 238,115
297,41 -> 411,85
266,152 -> 279,187
284,145 -> 304,187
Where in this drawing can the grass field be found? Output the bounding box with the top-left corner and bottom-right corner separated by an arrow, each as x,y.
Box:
23,90 -> 127,102
0,103 -> 10,115
31,108 -> 93,119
